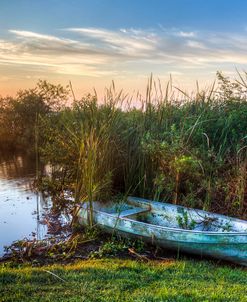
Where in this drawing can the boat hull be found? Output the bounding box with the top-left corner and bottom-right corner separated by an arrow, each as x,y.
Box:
78,198 -> 247,266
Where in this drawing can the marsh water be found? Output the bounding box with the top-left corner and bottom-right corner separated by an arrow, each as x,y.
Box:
0,153 -> 52,255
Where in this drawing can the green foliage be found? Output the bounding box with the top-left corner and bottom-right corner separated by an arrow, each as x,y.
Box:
89,240 -> 129,259
176,209 -> 197,230
0,80 -> 69,151
0,73 -> 247,217
89,237 -> 145,259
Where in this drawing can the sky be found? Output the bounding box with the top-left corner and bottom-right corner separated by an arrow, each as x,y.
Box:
1,0 -> 247,98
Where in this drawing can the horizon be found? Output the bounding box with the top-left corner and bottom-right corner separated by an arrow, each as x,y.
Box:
1,0 -> 247,98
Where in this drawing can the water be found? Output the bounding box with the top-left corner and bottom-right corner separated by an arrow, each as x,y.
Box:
0,153 -> 51,255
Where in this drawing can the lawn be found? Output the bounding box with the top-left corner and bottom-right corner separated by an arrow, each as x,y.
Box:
1,258 -> 246,302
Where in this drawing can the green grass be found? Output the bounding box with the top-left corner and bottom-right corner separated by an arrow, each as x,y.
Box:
1,259 -> 246,302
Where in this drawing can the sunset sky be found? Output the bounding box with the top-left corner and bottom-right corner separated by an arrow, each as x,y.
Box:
1,0 -> 247,98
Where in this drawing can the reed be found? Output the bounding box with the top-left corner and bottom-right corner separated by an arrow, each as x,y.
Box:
1,72 -> 246,218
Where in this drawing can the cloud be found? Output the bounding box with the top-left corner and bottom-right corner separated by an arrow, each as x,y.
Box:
177,31 -> 196,38
66,27 -> 157,56
0,75 -> 11,82
9,30 -> 75,42
0,27 -> 247,80
186,40 -> 206,49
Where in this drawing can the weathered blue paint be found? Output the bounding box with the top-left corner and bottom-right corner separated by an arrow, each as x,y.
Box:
78,196 -> 247,265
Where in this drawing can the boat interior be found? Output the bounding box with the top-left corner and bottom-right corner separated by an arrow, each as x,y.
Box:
91,198 -> 247,233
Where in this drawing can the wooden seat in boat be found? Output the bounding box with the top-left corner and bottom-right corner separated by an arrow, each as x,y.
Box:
113,207 -> 150,218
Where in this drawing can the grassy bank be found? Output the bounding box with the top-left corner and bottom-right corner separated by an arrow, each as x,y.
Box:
0,258 -> 246,301
1,258 -> 247,302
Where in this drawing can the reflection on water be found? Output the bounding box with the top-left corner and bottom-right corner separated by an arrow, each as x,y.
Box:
0,153 -> 51,255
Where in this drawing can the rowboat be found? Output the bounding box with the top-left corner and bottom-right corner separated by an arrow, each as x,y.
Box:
78,196 -> 247,265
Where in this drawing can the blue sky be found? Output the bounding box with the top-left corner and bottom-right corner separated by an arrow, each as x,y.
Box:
1,0 -> 247,96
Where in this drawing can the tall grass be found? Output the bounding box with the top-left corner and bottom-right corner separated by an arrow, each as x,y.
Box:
39,73 -> 247,217
1,73 -> 246,218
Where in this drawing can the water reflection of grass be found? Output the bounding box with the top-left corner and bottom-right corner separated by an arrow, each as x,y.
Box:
1,259 -> 246,301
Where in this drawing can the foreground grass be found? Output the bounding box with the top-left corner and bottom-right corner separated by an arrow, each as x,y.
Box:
1,259 -> 246,302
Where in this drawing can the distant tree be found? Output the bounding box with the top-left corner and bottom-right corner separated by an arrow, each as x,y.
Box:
0,80 -> 70,151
